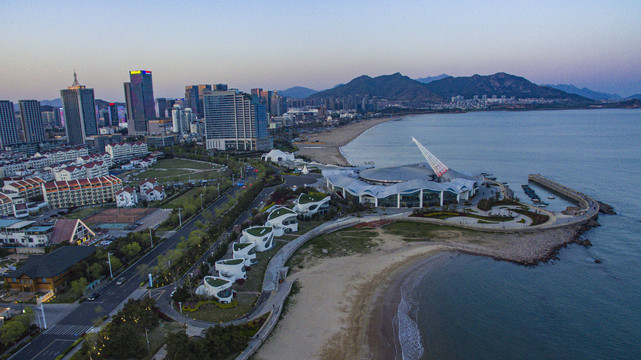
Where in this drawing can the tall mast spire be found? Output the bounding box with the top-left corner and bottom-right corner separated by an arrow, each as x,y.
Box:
412,137 -> 449,177
72,69 -> 80,87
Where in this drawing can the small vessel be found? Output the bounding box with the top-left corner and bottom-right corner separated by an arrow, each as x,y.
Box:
548,196 -> 555,199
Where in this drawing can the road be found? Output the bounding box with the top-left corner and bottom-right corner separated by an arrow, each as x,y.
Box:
10,172 -> 320,360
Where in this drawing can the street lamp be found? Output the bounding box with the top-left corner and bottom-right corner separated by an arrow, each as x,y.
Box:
107,252 -> 114,279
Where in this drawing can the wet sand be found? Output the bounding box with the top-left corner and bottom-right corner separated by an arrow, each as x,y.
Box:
294,116 -> 403,166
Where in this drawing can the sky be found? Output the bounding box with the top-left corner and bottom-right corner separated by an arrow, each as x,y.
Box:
1,0 -> 640,102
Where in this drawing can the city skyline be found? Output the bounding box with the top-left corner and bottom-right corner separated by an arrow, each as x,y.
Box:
1,0 -> 640,102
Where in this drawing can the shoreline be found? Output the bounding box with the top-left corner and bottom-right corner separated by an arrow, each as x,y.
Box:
294,116 -> 404,166
254,219 -> 597,360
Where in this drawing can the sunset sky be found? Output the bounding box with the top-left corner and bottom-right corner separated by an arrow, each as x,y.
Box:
1,0 -> 639,101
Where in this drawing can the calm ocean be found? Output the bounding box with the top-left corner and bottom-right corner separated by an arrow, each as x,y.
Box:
342,109 -> 641,359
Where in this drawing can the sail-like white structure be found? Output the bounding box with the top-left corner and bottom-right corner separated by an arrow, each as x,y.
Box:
411,137 -> 449,177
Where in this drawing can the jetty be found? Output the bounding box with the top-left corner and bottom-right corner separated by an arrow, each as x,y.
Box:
528,174 -> 599,221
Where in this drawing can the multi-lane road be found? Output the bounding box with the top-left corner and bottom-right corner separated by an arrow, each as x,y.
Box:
10,172 -> 320,360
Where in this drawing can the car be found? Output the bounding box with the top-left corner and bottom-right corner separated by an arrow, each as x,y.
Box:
87,292 -> 100,301
116,277 -> 125,286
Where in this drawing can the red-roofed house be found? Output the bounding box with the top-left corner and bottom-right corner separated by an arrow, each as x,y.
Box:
42,175 -> 123,208
139,178 -> 157,195
116,186 -> 138,207
144,185 -> 165,201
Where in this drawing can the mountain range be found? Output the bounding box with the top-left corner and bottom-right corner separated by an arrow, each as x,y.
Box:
415,74 -> 450,84
307,72 -> 442,104
307,72 -> 591,104
277,86 -> 317,99
546,84 -> 621,101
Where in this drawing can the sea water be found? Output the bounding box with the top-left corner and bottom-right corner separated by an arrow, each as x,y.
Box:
341,109 -> 641,359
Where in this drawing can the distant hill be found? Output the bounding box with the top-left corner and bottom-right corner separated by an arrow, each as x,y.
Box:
307,72 -> 443,103
415,74 -> 450,84
40,98 -> 62,107
277,86 -> 317,99
626,94 -> 641,100
424,72 -> 590,102
546,84 -> 621,101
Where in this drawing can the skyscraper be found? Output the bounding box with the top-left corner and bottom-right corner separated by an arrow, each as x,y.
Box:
0,101 -> 20,149
156,98 -> 169,118
108,103 -> 119,126
60,72 -> 98,145
203,90 -> 271,151
185,84 -> 212,118
124,70 -> 155,135
18,100 -> 45,143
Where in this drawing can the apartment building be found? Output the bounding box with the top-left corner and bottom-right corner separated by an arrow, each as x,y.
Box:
42,175 -> 123,208
105,141 -> 148,163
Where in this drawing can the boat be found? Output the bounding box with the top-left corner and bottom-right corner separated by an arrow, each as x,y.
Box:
548,196 -> 555,199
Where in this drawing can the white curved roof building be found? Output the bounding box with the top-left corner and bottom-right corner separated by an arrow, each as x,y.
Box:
195,276 -> 234,303
214,258 -> 246,282
293,193 -> 330,216
262,149 -> 295,163
240,226 -> 274,251
232,242 -> 257,266
323,138 -> 482,208
265,207 -> 298,236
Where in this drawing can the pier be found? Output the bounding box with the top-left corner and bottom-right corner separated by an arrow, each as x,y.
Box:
528,174 -> 599,221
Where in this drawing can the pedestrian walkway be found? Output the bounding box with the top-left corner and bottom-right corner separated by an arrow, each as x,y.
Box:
45,324 -> 92,337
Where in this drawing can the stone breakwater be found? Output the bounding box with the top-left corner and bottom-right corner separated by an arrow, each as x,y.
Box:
446,220 -> 599,266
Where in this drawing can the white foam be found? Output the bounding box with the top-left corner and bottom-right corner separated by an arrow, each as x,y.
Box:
393,271 -> 427,360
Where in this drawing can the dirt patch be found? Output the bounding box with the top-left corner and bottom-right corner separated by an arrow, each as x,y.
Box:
85,208 -> 155,224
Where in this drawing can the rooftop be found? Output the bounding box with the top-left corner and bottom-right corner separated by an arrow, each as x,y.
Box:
6,246 -> 96,279
233,242 -> 252,251
298,193 -> 328,204
246,226 -> 272,236
206,277 -> 230,287
222,258 -> 244,265
268,207 -> 296,220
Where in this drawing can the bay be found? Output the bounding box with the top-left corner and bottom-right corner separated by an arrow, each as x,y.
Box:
342,109 -> 641,359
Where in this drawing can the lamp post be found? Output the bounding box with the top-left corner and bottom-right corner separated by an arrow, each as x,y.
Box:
148,227 -> 154,247
107,252 -> 114,279
178,208 -> 182,227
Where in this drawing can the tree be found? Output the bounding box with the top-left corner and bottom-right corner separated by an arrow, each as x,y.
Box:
123,242 -> 142,259
110,257 -> 122,271
70,277 -> 88,297
88,262 -> 104,280
0,320 -> 27,346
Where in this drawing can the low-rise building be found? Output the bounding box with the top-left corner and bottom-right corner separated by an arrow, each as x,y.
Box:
49,218 -> 95,245
195,276 -> 233,303
0,220 -> 52,247
116,186 -> 138,207
143,186 -> 165,202
232,242 -> 257,267
265,207 -> 298,236
77,153 -> 112,168
105,141 -> 148,164
240,226 -> 274,251
0,194 -> 13,217
4,246 -> 96,293
42,175 -> 123,208
293,193 -> 331,216
214,258 -> 246,283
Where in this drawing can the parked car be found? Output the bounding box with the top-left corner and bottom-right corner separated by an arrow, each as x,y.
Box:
116,277 -> 125,286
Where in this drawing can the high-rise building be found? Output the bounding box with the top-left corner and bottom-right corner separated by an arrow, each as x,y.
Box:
18,100 -> 45,143
124,70 -> 155,135
185,85 -> 212,118
60,72 -> 98,145
203,90 -> 271,151
156,98 -> 170,118
0,101 -> 20,149
108,103 -> 119,126
213,84 -> 228,91
171,105 -> 195,134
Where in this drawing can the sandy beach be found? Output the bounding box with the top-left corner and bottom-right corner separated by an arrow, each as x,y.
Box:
255,229 -> 444,360
294,116 -> 403,166
254,220 -> 593,360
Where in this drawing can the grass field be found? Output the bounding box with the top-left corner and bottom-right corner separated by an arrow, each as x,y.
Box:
64,205 -> 112,220
132,158 -> 221,182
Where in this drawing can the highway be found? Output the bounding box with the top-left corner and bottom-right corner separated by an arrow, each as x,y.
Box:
10,172 -> 320,360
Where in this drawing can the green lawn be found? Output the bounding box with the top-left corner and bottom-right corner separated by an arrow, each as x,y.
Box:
132,159 -> 221,182
187,293 -> 257,323
383,221 -> 475,240
240,241 -> 287,293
